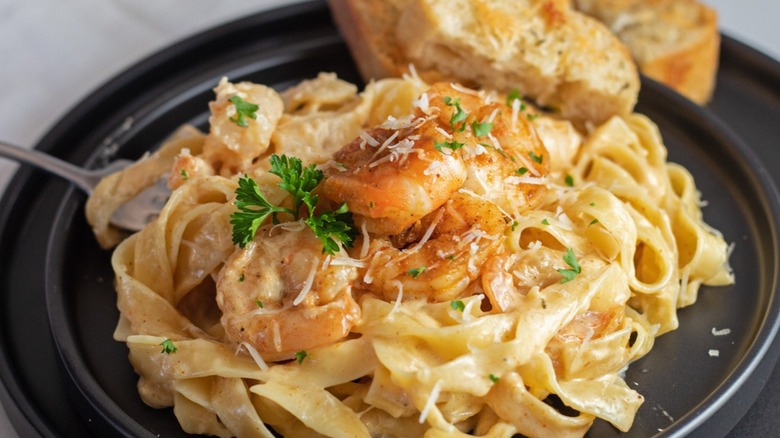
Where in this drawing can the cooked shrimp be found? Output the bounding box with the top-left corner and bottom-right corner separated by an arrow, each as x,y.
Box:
425,83 -> 551,216
202,77 -> 284,176
359,191 -> 508,302
322,82 -> 549,236
167,149 -> 214,190
322,118 -> 468,236
216,225 -> 360,362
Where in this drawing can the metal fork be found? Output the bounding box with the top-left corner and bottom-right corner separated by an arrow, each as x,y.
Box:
0,141 -> 168,231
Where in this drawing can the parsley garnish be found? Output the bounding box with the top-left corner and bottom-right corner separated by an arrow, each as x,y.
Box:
488,374 -> 500,383
529,151 -> 543,164
255,299 -> 263,308
180,169 -> 189,180
239,272 -> 245,282
230,154 -> 355,254
444,96 -> 469,132
516,167 -> 529,175
511,220 -> 519,231
295,350 -> 308,364
541,218 -> 550,225
565,174 -> 574,187
471,120 -> 493,137
160,339 -> 177,354
558,248 -> 582,283
527,113 -> 540,121
434,140 -> 465,153
228,95 -> 259,127
407,266 -> 427,278
450,300 -> 466,312
506,89 -> 526,111
589,218 -> 600,226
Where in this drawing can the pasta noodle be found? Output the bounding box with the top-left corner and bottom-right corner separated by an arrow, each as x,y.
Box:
87,72 -> 733,437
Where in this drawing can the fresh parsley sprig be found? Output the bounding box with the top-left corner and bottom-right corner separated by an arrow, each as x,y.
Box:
230,176 -> 295,247
228,95 -> 259,127
444,96 -> 469,132
558,248 -> 582,283
230,154 -> 356,254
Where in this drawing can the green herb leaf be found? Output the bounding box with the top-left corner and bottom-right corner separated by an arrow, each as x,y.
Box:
529,151 -> 543,164
230,175 -> 294,247
269,154 -> 323,215
295,350 -> 308,364
450,300 -> 466,312
444,96 -> 469,131
228,95 -> 259,127
180,169 -> 189,180
557,247 -> 582,283
160,339 -> 177,354
488,374 -> 500,383
434,140 -> 465,153
230,155 -> 355,254
565,174 -> 574,187
516,167 -> 528,175
306,202 -> 356,255
471,120 -> 493,137
541,218 -> 550,225
589,218 -> 600,226
407,266 -> 427,278
255,299 -> 263,308
506,89 -> 524,108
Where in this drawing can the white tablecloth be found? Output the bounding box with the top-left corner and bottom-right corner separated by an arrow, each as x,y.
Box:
0,0 -> 778,435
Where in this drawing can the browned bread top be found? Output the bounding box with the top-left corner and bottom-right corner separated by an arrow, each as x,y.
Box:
329,0 -> 641,126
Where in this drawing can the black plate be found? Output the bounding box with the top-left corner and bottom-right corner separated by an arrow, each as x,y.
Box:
1,1 -> 779,437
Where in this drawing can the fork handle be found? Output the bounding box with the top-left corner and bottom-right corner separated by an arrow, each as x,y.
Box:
0,141 -> 99,193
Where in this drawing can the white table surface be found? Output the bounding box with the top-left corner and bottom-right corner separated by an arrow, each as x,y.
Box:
0,0 -> 778,436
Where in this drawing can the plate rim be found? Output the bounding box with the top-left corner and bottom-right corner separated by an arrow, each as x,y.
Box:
0,1 -> 778,436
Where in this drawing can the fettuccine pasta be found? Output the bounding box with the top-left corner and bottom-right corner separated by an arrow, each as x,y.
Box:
88,72 -> 733,437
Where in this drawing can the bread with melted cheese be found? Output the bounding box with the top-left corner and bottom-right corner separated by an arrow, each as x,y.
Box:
329,0 -> 640,126
572,0 -> 719,104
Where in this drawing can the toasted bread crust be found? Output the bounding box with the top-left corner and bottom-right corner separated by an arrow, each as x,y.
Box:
329,0 -> 640,126
573,0 -> 720,103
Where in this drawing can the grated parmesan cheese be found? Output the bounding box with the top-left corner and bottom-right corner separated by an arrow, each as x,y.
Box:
711,327 -> 731,336
504,175 -> 548,186
237,342 -> 270,371
419,380 -> 443,424
292,259 -> 319,306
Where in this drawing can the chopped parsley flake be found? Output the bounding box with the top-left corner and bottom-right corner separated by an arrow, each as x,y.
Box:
295,350 -> 308,364
471,120 -> 494,137
450,300 -> 466,312
489,374 -> 500,383
407,266 -> 427,278
558,248 -> 582,283
516,167 -> 529,175
444,96 -> 469,131
160,339 -> 177,354
530,151 -> 543,164
506,89 -> 526,111
228,95 -> 259,127
541,218 -> 550,225
589,218 -> 600,226
434,140 -> 465,153
565,174 -> 574,187
180,169 -> 189,180
255,299 -> 263,308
